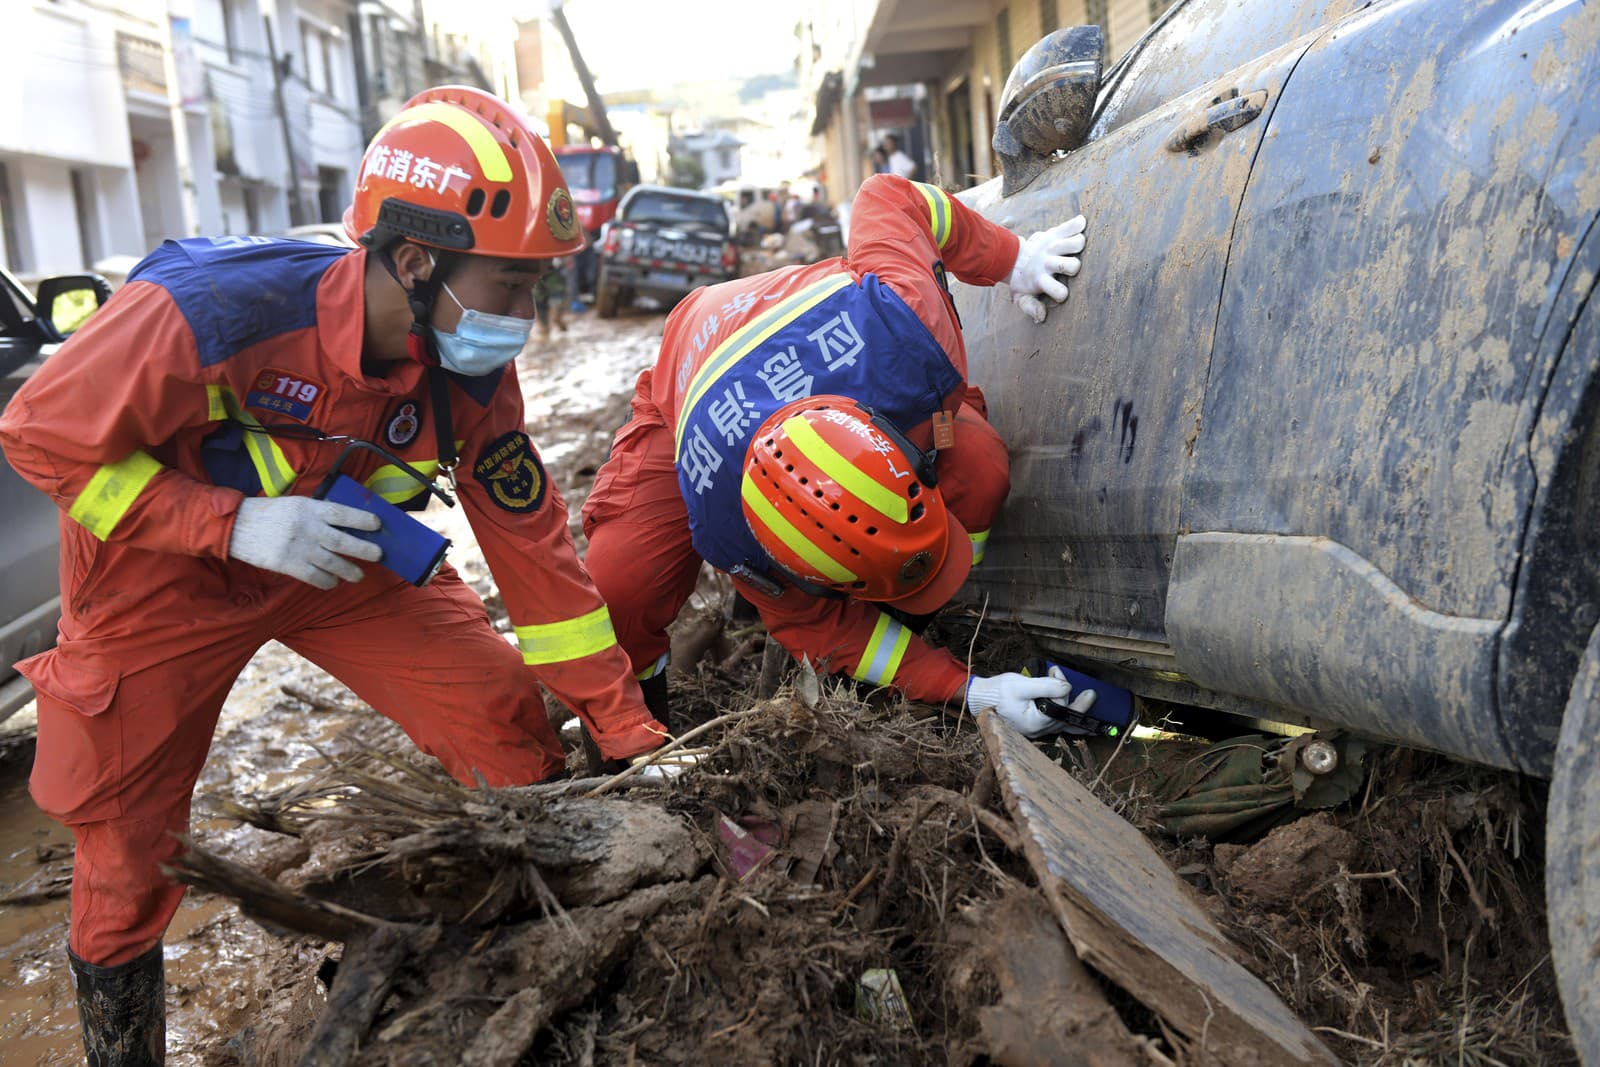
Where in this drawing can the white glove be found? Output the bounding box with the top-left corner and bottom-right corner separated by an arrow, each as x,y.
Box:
967,669 -> 1098,740
228,496 -> 383,589
1006,214 -> 1088,324
628,745 -> 704,781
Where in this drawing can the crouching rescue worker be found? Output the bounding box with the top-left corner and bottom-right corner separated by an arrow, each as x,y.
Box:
0,86 -> 671,1064
582,172 -> 1094,741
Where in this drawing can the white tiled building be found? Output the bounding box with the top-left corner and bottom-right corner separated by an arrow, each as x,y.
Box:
3,0 -> 515,280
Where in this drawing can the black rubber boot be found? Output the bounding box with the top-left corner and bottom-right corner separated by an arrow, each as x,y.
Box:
582,672 -> 674,776
68,942 -> 166,1066
639,671 -> 674,734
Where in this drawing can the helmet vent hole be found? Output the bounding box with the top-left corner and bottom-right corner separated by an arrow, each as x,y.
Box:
490,189 -> 512,218
785,464 -> 794,472
908,483 -> 921,498
829,502 -> 840,511
466,188 -> 487,216
851,580 -> 866,589
866,526 -> 878,536
773,448 -> 782,458
910,503 -> 925,520
799,476 -> 808,485
847,515 -> 858,524
813,489 -> 823,499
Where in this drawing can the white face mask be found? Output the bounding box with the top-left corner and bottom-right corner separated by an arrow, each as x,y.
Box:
426,257 -> 535,375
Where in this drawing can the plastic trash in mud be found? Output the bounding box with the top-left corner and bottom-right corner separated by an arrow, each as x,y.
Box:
855,968 -> 913,1029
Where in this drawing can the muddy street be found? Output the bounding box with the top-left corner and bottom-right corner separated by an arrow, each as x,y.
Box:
0,298 -> 1577,1066
0,305 -> 666,1065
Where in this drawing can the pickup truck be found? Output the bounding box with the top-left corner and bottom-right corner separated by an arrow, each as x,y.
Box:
0,266 -> 110,722
595,185 -> 739,318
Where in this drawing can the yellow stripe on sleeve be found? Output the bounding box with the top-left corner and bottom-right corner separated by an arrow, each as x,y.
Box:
514,605 -> 620,666
914,182 -> 952,248
67,451 -> 163,540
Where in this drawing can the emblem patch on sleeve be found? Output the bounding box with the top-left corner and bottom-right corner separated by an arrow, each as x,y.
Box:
472,431 -> 547,513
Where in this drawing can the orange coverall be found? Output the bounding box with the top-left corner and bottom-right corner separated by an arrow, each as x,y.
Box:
0,237 -> 662,966
582,175 -> 1021,704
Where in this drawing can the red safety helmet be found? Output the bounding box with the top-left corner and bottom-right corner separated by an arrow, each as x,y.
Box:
740,397 -> 971,613
344,85 -> 584,259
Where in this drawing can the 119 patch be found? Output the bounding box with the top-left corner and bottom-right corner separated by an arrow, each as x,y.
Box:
472,430 -> 546,513
246,368 -> 325,422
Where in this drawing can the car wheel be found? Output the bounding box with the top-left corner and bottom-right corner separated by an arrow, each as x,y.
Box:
596,270 -> 619,319
1548,622 -> 1600,1063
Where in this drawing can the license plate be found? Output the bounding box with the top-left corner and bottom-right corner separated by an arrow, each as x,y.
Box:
647,270 -> 688,287
641,236 -> 712,264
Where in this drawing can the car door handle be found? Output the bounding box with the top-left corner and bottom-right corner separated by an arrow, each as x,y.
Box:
1167,89 -> 1269,153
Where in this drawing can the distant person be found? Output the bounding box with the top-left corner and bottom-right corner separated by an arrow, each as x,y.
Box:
870,146 -> 889,175
883,135 -> 917,180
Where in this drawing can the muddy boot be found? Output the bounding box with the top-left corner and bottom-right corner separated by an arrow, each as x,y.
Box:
581,673 -> 675,775
68,942 -> 165,1066
639,671 -> 674,734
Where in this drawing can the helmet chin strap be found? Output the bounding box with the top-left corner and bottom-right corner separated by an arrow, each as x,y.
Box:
378,242 -> 457,367
377,241 -> 461,488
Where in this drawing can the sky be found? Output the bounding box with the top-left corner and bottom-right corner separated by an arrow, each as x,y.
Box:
538,0 -> 805,92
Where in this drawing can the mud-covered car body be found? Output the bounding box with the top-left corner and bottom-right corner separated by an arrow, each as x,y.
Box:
0,267 -> 109,721
595,185 -> 738,317
952,0 -> 1600,780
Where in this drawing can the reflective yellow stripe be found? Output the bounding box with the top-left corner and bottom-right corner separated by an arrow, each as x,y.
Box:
914,182 -> 952,248
361,441 -> 462,504
674,273 -> 854,455
740,472 -> 856,584
781,415 -> 907,523
852,612 -> 911,686
969,528 -> 990,566
377,102 -> 512,183
364,461 -> 438,503
208,386 -> 297,497
67,451 -> 163,540
635,651 -> 669,680
514,605 -> 619,665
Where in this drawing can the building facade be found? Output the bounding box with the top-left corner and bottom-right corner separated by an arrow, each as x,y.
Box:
3,0 -> 518,281
802,0 -> 1177,205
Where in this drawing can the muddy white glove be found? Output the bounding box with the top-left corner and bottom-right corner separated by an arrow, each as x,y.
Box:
1006,214 -> 1087,323
967,671 -> 1098,739
629,745 -> 704,781
228,496 -> 383,589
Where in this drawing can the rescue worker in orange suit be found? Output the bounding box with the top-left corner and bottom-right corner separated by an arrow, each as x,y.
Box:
0,87 -> 673,1065
582,173 -> 1097,740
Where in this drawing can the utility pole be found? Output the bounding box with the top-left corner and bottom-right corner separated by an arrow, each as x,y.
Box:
547,1 -> 617,147
157,13 -> 201,236
265,15 -> 307,226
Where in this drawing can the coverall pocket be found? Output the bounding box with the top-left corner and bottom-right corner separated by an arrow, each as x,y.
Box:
19,649 -> 125,824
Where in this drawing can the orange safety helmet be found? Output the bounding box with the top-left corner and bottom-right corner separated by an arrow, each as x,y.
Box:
740,397 -> 972,614
344,85 -> 584,259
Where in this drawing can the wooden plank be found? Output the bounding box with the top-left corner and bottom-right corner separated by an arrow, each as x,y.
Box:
979,713 -> 1341,1066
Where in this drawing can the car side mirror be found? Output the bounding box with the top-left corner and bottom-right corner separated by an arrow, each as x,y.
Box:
993,25 -> 1105,197
35,273 -> 112,339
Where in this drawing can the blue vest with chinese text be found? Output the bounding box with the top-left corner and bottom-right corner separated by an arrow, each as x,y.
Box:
674,271 -> 962,578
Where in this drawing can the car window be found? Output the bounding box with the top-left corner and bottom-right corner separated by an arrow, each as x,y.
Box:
623,192 -> 728,233
1091,0 -> 1369,139
556,151 -> 618,198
